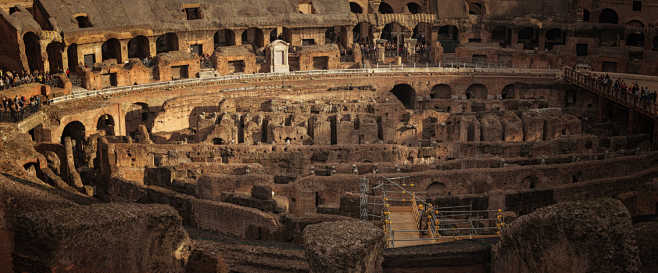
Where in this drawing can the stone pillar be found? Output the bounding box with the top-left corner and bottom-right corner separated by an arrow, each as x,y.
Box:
510,28 -> 519,48
40,41 -> 49,73
148,36 -> 157,57
262,29 -> 272,47
63,136 -> 84,189
303,220 -> 384,273
119,39 -> 129,63
234,29 -> 244,46
343,26 -> 353,48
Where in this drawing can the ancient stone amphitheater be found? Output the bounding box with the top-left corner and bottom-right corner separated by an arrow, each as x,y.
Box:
1,0 -> 657,272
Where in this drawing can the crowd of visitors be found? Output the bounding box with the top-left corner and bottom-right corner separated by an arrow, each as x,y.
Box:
593,74 -> 657,110
0,94 -> 44,122
0,67 -> 61,91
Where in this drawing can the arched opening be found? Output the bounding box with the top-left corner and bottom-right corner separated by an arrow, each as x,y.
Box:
468,2 -> 483,15
626,33 -> 645,47
406,2 -> 422,14
430,84 -> 451,99
97,114 -> 115,136
61,121 -> 86,166
545,28 -> 565,50
75,16 -> 92,28
46,42 -> 64,73
128,36 -> 150,59
518,27 -> 538,50
349,2 -> 363,14
269,29 -> 278,43
466,84 -> 488,99
412,23 -> 431,45
426,182 -> 446,195
214,29 -> 236,48
353,22 -> 371,44
23,162 -> 38,176
491,26 -> 511,47
582,9 -> 590,22
23,32 -> 42,72
599,8 -> 618,24
391,84 -> 416,110
67,43 -> 78,71
156,32 -> 179,54
501,84 -> 515,99
522,175 -> 539,189
381,22 -> 408,42
101,38 -> 121,62
213,138 -> 225,145
378,2 -> 394,14
242,28 -> 264,48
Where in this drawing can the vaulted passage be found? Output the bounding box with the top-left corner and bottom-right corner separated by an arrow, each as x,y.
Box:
466,84 -> 488,99
128,36 -> 150,59
24,32 -> 42,72
97,114 -> 116,136
102,38 -> 121,62
391,84 -> 416,109
156,33 -> 179,54
430,84 -> 452,99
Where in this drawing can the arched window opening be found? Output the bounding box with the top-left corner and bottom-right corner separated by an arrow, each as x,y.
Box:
61,121 -> 86,167
128,36 -> 150,60
466,84 -> 488,99
350,2 -> 363,14
214,30 -> 236,48
379,2 -> 394,14
242,28 -> 264,48
391,84 -> 416,110
502,84 -> 515,100
97,114 -> 115,136
430,84 -> 451,99
213,138 -> 225,145
599,8 -> 618,24
23,32 -> 42,72
381,22 -> 407,43
75,16 -> 92,28
492,26 -> 511,47
102,38 -> 121,62
67,44 -> 78,71
407,2 -> 422,14
46,42 -> 64,73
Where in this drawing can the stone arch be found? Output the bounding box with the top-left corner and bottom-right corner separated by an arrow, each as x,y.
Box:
61,121 -> 85,145
430,84 -> 451,99
406,2 -> 422,14
466,84 -> 488,99
128,36 -> 150,59
46,42 -> 64,73
391,84 -> 416,109
502,84 -> 515,99
242,28 -> 264,48
599,8 -> 618,24
426,182 -> 446,194
381,22 -> 409,42
23,32 -> 42,72
214,29 -> 236,48
67,43 -> 78,71
101,38 -> 121,62
349,2 -> 363,14
353,22 -> 371,43
626,33 -> 645,47
156,32 -> 179,54
379,1 -> 394,13
412,22 -> 431,45
97,114 -> 115,136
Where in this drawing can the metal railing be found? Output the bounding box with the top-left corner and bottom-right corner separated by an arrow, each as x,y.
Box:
563,68 -> 657,117
48,65 -> 559,105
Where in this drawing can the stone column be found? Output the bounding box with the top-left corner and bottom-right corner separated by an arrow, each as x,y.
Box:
234,29 -> 244,46
148,36 -> 157,57
40,40 -> 49,73
537,29 -> 546,51
262,29 -> 272,47
61,45 -> 69,72
119,39 -> 129,63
